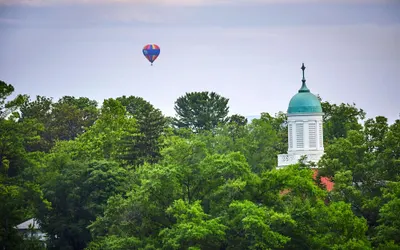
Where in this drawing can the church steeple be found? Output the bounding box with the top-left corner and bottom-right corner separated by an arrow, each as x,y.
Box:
299,63 -> 310,93
278,62 -> 325,170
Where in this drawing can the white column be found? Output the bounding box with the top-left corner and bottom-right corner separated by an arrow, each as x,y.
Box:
318,120 -> 324,151
293,121 -> 297,151
316,121 -> 320,150
304,121 -> 309,151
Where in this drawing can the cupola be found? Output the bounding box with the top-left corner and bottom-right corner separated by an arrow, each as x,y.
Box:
288,63 -> 323,115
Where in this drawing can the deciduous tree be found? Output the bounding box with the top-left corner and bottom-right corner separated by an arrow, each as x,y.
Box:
173,91 -> 229,132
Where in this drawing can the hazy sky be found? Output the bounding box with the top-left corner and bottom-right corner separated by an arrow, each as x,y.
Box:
0,0 -> 399,123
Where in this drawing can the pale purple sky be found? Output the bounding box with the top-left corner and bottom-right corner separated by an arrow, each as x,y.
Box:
0,0 -> 399,123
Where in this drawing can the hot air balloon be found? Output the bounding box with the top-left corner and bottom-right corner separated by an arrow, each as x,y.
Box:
142,44 -> 160,66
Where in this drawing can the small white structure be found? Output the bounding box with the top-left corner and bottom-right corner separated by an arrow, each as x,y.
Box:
278,63 -> 324,168
15,218 -> 47,242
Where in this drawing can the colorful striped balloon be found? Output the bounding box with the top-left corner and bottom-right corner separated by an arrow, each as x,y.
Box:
142,44 -> 160,66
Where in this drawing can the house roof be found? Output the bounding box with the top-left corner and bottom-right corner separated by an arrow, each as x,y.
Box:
313,169 -> 334,191
15,218 -> 40,230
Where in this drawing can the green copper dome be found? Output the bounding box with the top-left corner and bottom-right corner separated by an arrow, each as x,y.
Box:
287,63 -> 323,114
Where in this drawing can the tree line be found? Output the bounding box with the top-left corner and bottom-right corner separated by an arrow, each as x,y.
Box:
0,80 -> 399,250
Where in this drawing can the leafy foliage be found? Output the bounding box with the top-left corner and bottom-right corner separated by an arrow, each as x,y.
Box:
37,159 -> 130,250
0,81 -> 49,250
173,91 -> 229,132
319,117 -> 400,248
2,81 -> 399,249
116,95 -> 167,166
321,100 -> 366,144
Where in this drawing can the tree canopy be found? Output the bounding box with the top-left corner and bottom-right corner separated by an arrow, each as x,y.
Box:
1,80 -> 399,250
173,91 -> 229,132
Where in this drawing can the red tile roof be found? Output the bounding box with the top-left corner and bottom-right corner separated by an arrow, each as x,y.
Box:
279,169 -> 334,196
312,169 -> 334,191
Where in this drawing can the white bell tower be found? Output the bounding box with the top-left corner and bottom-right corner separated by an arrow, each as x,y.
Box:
278,63 -> 324,168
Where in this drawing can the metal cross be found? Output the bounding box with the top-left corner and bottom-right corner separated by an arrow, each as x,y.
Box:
301,63 -> 306,80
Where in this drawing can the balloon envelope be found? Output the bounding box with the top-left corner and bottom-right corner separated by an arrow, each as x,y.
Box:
143,44 -> 160,65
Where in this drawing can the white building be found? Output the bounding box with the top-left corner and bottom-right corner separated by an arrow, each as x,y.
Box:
15,218 -> 47,242
277,63 -> 324,168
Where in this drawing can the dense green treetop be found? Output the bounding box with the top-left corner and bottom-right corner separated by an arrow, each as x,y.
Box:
0,80 -> 399,250
173,91 -> 229,132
